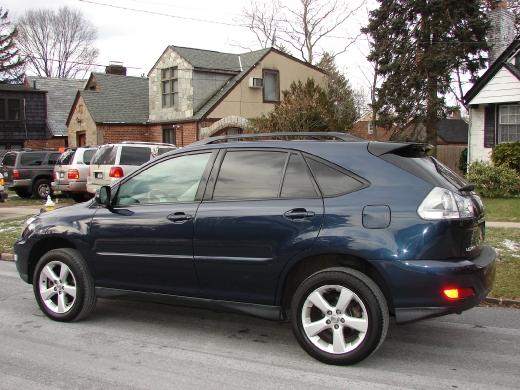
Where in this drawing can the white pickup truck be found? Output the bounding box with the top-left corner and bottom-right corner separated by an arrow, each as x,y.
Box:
0,172 -> 7,202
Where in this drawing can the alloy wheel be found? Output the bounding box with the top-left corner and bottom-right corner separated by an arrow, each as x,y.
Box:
301,284 -> 368,354
38,261 -> 77,314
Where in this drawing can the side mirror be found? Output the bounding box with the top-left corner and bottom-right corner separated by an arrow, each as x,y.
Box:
95,186 -> 112,208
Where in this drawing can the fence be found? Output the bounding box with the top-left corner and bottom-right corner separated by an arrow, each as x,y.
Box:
437,145 -> 466,176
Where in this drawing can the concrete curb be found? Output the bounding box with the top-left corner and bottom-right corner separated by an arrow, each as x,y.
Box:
0,253 -> 14,262
484,297 -> 520,307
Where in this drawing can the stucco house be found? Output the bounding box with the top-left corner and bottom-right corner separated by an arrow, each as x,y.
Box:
66,46 -> 326,147
464,36 -> 520,163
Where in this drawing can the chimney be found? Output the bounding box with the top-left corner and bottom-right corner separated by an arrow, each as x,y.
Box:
105,61 -> 127,76
450,108 -> 462,120
488,1 -> 515,64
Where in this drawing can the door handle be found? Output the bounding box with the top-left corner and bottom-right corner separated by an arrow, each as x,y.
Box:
167,212 -> 193,223
284,208 -> 315,220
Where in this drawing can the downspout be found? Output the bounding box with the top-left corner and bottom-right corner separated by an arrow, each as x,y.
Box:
23,98 -> 28,142
467,107 -> 471,172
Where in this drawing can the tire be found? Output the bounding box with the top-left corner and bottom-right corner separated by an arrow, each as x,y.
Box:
14,188 -> 32,198
290,267 -> 389,365
32,248 -> 96,322
33,178 -> 52,199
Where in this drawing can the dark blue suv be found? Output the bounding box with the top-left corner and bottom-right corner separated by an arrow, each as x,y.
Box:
14,132 -> 496,365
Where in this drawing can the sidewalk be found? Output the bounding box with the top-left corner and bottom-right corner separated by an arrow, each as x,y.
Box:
487,221 -> 520,229
0,207 -> 41,221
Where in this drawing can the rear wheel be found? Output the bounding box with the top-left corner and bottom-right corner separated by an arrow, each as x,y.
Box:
33,248 -> 96,322
14,188 -> 32,198
291,267 -> 388,365
33,178 -> 52,199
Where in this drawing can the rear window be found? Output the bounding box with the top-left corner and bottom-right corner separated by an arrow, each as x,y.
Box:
83,149 -> 95,165
20,152 -> 46,166
119,146 -> 151,166
306,157 -> 365,197
158,147 -> 176,156
1,153 -> 16,166
57,150 -> 75,165
47,153 -> 61,165
281,153 -> 318,198
92,146 -> 117,165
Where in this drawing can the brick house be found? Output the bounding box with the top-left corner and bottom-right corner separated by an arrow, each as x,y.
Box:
350,112 -> 393,141
0,84 -> 48,154
67,46 -> 326,147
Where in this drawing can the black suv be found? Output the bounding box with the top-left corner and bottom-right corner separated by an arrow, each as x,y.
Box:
1,150 -> 61,199
14,133 -> 496,365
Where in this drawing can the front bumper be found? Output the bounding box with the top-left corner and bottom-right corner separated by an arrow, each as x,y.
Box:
374,246 -> 497,323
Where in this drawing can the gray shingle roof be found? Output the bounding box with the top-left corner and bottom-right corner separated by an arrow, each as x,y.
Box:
81,73 -> 149,124
437,119 -> 468,144
189,48 -> 271,120
171,46 -> 244,71
28,77 -> 86,136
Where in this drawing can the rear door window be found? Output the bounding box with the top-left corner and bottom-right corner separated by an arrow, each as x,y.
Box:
119,146 -> 151,166
82,149 -> 95,165
91,146 -> 117,165
20,152 -> 46,166
306,157 -> 365,197
281,153 -> 318,198
213,150 -> 287,200
47,153 -> 61,165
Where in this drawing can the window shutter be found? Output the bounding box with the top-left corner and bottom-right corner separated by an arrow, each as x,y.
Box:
484,105 -> 496,148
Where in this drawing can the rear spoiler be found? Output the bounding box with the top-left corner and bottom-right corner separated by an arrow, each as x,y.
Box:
368,142 -> 432,157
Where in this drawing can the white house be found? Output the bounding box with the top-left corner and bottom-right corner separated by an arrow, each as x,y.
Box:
465,37 -> 520,163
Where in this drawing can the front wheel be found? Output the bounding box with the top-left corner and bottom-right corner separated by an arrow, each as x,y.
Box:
33,248 -> 96,322
291,268 -> 389,365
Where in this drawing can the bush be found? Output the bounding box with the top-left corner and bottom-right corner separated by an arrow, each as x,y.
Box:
492,142 -> 520,174
458,148 -> 468,173
467,161 -> 520,198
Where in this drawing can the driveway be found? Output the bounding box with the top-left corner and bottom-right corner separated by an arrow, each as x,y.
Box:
0,260 -> 518,389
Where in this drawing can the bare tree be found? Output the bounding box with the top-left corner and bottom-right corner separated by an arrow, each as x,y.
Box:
16,6 -> 99,78
241,0 -> 364,64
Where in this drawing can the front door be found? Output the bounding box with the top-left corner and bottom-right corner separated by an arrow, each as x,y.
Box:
89,151 -> 214,295
194,149 -> 324,305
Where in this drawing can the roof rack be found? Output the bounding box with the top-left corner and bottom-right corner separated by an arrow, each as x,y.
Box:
120,141 -> 176,146
194,132 -> 362,145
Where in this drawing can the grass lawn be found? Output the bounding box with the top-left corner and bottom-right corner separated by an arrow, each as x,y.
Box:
0,190 -> 74,208
483,198 -> 520,222
0,217 -> 26,253
485,227 -> 520,300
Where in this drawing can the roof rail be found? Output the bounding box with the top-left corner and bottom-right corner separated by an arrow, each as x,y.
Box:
120,141 -> 176,146
194,132 -> 362,145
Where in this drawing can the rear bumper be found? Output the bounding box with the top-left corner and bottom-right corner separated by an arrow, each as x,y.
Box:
52,181 -> 87,193
374,246 -> 496,323
7,179 -> 31,189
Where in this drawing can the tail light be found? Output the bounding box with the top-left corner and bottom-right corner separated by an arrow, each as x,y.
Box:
0,176 -> 4,186
68,169 -> 80,180
12,169 -> 20,180
442,287 -> 475,300
109,166 -> 124,178
418,187 -> 474,220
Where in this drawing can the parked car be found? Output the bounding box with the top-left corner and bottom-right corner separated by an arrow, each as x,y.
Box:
52,147 -> 97,202
14,132 -> 495,365
1,150 -> 62,199
0,172 -> 7,202
86,141 -> 176,194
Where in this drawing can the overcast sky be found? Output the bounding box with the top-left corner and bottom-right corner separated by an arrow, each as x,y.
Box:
4,0 -> 376,93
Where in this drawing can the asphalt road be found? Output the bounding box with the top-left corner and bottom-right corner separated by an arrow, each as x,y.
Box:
0,261 -> 519,390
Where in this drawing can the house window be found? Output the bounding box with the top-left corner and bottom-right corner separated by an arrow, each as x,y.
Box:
161,67 -> 178,108
0,99 -> 21,121
263,69 -> 280,102
498,105 -> 520,143
163,127 -> 176,144
368,122 -> 374,135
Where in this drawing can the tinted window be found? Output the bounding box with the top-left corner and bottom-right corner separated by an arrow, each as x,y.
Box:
119,146 -> 151,166
117,153 -> 211,205
2,153 -> 16,166
21,152 -> 46,166
213,151 -> 287,200
91,146 -> 117,165
47,153 -> 61,165
158,147 -> 175,156
7,99 -> 21,120
83,149 -> 95,164
57,150 -> 75,165
306,157 -> 364,196
281,153 -> 318,198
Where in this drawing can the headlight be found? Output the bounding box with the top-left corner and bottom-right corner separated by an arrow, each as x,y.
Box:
418,187 -> 475,220
22,216 -> 37,237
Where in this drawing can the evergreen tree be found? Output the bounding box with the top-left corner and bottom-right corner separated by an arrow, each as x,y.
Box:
317,53 -> 358,131
363,0 -> 489,150
0,7 -> 24,83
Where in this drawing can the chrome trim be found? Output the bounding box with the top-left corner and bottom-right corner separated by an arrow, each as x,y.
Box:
96,252 -> 192,259
195,256 -> 271,262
